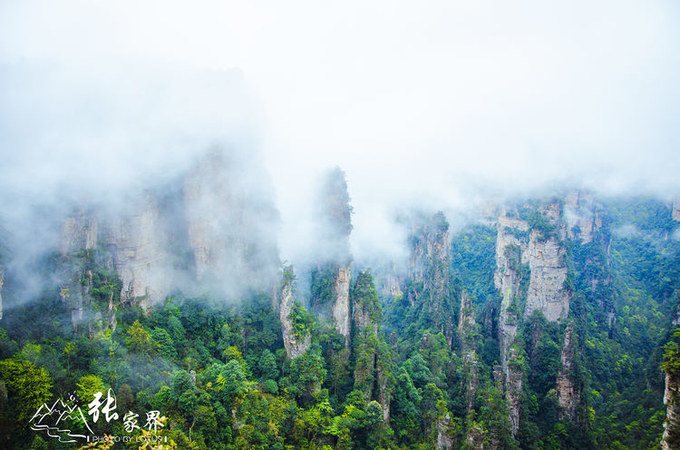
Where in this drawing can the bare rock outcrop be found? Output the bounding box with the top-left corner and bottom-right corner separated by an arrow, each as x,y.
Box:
663,371 -> 680,450
108,195 -> 171,309
380,263 -> 403,300
564,191 -> 603,243
59,195 -> 175,318
506,347 -> 523,437
408,212 -> 454,344
310,168 -> 354,346
494,211 -> 528,373
464,422 -> 485,449
278,269 -> 310,359
493,203 -> 571,437
459,291 -> 479,413
436,413 -> 455,449
524,232 -> 570,322
332,265 -> 352,345
58,212 -> 100,328
352,271 -> 390,422
663,307 -> 680,449
556,322 -> 578,419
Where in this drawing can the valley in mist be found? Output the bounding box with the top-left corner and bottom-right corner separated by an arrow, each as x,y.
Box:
1,1 -> 680,449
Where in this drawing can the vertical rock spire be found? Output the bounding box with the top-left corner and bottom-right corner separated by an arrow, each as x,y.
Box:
310,167 -> 354,345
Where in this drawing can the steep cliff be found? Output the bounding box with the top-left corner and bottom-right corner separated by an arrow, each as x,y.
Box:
58,193 -> 177,323
278,267 -> 311,359
408,211 -> 455,344
352,272 -> 381,335
310,168 -> 354,344
107,194 -> 172,309
673,200 -> 680,222
556,321 -> 579,419
459,291 -> 479,413
352,271 -> 390,422
493,201 -> 575,437
58,211 -> 102,329
663,311 -> 680,449
316,167 -> 353,263
523,202 -> 571,322
53,147 -> 280,330
506,347 -> 524,437
380,263 -> 403,300
436,413 -> 455,449
495,203 -> 573,364
564,191 -> 604,243
493,210 -> 529,437
568,193 -> 615,328
663,370 -> 680,450
524,231 -> 570,322
332,265 -> 352,345
183,148 -> 279,296
494,210 -> 529,373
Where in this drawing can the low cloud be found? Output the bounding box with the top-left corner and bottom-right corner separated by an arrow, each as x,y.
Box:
1,0 -> 679,278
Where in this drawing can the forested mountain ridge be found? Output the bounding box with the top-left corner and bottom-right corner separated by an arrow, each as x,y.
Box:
0,164 -> 679,449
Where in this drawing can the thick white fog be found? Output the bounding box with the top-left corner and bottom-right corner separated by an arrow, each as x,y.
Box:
1,0 -> 679,267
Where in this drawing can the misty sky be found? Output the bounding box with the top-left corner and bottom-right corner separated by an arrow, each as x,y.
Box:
1,1 -> 679,263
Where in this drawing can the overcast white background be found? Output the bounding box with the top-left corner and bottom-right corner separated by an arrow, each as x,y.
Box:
1,1 -> 679,262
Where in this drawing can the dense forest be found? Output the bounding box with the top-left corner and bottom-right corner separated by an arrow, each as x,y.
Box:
1,173 -> 680,449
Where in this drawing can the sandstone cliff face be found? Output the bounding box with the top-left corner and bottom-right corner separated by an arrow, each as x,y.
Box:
556,322 -> 578,419
566,192 -> 615,328
183,150 -> 231,282
59,196 -> 175,319
183,149 -> 279,295
436,413 -> 455,449
494,211 -> 529,373
332,265 -> 352,345
108,195 -> 171,309
524,232 -> 570,322
564,191 -> 603,243
58,212 -> 101,328
55,148 -> 280,328
60,213 -> 98,255
377,366 -> 391,423
352,290 -> 377,335
493,210 -> 529,437
506,347 -> 523,437
494,202 -> 573,437
459,291 -> 479,413
278,273 -> 310,359
412,215 -> 450,315
310,168 -> 354,347
663,306 -> 680,449
459,290 -> 476,339
408,212 -> 454,343
463,422 -> 485,449
353,341 -> 390,422
352,271 -> 390,422
495,204 -> 571,337
380,263 -> 403,300
663,371 -> 680,450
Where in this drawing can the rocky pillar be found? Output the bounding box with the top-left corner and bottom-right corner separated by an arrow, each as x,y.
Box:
556,322 -> 579,419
